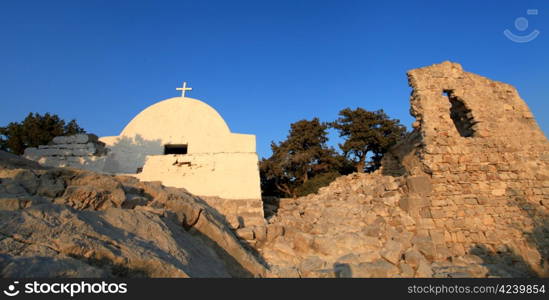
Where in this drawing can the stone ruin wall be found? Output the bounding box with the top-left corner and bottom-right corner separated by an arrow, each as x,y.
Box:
248,62 -> 549,277
382,61 -> 549,273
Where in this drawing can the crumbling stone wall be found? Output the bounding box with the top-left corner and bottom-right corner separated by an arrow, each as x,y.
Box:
23,134 -> 108,172
386,61 -> 549,273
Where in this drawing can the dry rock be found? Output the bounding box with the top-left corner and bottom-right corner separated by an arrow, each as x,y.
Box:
380,240 -> 404,265
353,259 -> 400,278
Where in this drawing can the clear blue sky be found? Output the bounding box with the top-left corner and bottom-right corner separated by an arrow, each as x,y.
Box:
1,0 -> 547,158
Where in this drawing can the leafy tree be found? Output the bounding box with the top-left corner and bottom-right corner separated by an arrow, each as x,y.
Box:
0,113 -> 85,155
260,118 -> 340,197
332,108 -> 407,173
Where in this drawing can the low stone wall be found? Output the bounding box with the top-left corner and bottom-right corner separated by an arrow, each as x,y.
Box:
200,196 -> 265,229
23,134 -> 108,172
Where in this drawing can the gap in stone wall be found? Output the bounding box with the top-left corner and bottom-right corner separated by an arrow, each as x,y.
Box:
443,90 -> 476,137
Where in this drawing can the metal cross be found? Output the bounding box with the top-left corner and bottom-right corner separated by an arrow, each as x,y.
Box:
176,82 -> 192,97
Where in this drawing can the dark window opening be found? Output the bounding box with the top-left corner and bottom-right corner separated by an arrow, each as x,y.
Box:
443,90 -> 476,137
164,144 -> 188,155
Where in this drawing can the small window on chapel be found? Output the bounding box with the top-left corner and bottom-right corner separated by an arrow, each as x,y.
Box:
164,144 -> 188,155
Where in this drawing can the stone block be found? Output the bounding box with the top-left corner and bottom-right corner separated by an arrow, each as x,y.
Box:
299,256 -> 326,274
491,189 -> 506,196
417,218 -> 436,229
411,236 -> 436,260
403,248 -> 424,269
226,215 -> 241,229
52,136 -> 69,144
382,191 -> 400,206
235,227 -> 255,240
430,207 -> 445,218
271,266 -> 300,278
72,147 -> 96,156
293,232 -> 313,253
253,225 -> 267,242
429,230 -> 445,244
477,196 -> 491,205
352,259 -> 400,278
380,240 -> 404,265
399,195 -> 429,214
52,134 -> 98,145
406,176 -> 432,196
23,147 -> 39,158
384,179 -> 400,191
74,134 -> 98,144
400,263 -> 415,277
266,224 -> 284,242
415,260 -> 433,277
312,236 -> 335,256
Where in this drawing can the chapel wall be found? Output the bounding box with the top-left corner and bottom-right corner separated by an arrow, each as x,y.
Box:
137,152 -> 262,199
227,133 -> 256,153
135,148 -> 264,227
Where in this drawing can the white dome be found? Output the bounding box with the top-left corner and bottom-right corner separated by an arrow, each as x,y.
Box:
120,97 -> 231,147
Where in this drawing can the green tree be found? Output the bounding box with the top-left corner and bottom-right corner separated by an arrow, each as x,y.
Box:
332,108 -> 407,173
0,113 -> 85,155
260,118 -> 340,197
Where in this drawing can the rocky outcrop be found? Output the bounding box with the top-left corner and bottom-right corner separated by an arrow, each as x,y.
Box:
0,151 -> 267,278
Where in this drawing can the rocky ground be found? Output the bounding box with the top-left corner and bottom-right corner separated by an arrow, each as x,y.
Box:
0,150 -> 266,278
